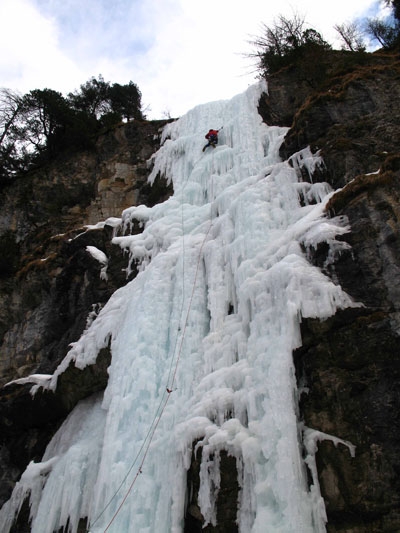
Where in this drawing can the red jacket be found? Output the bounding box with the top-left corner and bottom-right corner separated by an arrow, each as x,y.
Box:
205,129 -> 218,139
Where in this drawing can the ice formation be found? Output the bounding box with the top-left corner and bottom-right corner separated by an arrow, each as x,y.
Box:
0,80 -> 357,533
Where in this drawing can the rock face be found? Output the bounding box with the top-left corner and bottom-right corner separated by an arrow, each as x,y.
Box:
259,49 -> 400,532
1,47 -> 400,533
184,447 -> 239,533
0,119 -> 173,384
0,118 -> 173,507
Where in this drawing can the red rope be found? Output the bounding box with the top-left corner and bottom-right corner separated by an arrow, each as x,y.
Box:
103,393 -> 172,532
101,220 -> 213,532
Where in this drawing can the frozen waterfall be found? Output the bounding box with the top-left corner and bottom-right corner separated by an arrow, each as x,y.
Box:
0,80 -> 357,533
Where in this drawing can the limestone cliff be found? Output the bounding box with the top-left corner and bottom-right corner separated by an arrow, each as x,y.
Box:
259,49 -> 400,532
0,118 -> 173,506
1,47 -> 400,533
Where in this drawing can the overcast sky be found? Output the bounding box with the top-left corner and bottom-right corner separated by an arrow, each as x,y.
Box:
0,0 -> 387,119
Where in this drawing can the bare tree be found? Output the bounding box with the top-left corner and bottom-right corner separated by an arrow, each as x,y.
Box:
250,12 -> 307,60
248,12 -> 330,77
364,0 -> 400,48
366,17 -> 398,48
385,0 -> 400,22
0,88 -> 24,146
0,89 -> 31,181
334,22 -> 366,51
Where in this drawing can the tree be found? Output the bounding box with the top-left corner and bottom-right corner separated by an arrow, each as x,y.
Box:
0,75 -> 145,185
0,87 -> 97,182
386,0 -> 400,22
249,13 -> 331,76
68,75 -> 111,118
249,13 -> 306,73
366,18 -> 398,47
365,0 -> 400,48
22,89 -> 74,156
108,81 -> 144,121
24,89 -> 99,158
334,22 -> 366,51
0,89 -> 24,146
68,76 -> 144,124
0,89 -> 31,183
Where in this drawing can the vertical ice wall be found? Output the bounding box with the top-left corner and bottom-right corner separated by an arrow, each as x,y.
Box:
0,81 -> 357,533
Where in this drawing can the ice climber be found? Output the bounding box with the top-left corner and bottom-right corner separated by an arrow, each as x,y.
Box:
202,129 -> 219,152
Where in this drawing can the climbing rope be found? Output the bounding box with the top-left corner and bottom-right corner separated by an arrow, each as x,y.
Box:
88,173 -> 214,533
87,390 -> 168,531
102,391 -> 172,532
167,218 -> 213,393
165,176 -> 188,390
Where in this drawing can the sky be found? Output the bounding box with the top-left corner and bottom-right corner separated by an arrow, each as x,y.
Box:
0,0 -> 387,120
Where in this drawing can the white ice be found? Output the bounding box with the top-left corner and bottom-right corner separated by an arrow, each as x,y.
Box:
86,245 -> 109,280
0,80 -> 358,533
4,374 -> 52,388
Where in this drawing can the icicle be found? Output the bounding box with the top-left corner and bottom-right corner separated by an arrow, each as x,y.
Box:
0,80 -> 359,533
303,427 -> 356,533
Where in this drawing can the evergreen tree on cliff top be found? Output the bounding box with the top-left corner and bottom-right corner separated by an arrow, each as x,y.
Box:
0,76 -> 144,186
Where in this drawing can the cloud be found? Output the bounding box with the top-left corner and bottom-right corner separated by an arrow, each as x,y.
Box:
0,0 -> 382,118
0,0 -> 86,93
